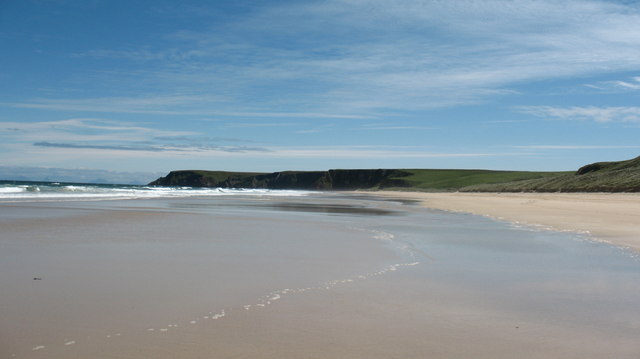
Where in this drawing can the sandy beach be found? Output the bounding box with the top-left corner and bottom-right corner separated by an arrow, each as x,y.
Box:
363,191 -> 640,252
2,193 -> 640,358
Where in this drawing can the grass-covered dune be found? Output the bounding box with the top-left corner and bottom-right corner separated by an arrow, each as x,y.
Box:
393,169 -> 567,191
461,155 -> 640,192
149,155 -> 640,192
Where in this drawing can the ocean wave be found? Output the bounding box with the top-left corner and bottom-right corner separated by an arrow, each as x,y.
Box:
0,186 -> 26,193
0,182 -> 315,202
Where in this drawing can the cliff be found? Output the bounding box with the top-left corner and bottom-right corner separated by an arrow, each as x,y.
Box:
149,169 -> 413,190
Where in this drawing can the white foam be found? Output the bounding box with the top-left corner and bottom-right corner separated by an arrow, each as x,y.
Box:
32,346 -> 45,351
64,340 -> 76,346
371,230 -> 395,241
0,184 -> 316,202
0,187 -> 24,193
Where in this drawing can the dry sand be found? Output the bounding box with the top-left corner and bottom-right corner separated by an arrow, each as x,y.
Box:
363,191 -> 640,252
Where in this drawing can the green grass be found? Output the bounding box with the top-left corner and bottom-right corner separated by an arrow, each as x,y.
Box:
383,169 -> 569,191
460,156 -> 640,192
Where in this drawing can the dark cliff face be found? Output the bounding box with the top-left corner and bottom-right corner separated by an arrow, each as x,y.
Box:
251,171 -> 330,189
328,169 -> 411,189
148,171 -> 209,187
148,171 -> 263,188
149,169 -> 412,190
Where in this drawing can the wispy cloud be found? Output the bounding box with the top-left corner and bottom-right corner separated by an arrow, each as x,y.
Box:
16,0 -> 640,114
359,125 -> 435,131
8,95 -> 227,115
585,76 -> 640,91
248,146 -> 521,160
31,141 -> 270,154
2,118 -> 269,155
8,97 -> 372,119
1,118 -> 195,143
29,139 -> 271,154
295,129 -> 323,134
224,122 -> 297,128
28,139 -> 506,160
33,141 -> 182,152
514,145 -> 640,150
516,106 -> 640,123
153,136 -> 255,144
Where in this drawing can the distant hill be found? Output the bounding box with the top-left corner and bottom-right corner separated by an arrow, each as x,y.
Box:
461,155 -> 640,192
149,168 -> 565,191
150,169 -> 413,190
149,156 -> 640,192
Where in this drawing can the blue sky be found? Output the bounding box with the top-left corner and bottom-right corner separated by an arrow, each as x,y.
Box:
2,0 -> 640,183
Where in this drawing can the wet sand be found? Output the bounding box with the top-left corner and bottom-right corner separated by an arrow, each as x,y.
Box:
2,195 -> 639,358
363,192 -> 640,252
0,198 -> 401,358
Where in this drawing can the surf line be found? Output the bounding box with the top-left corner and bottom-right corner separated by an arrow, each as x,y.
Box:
240,228 -> 425,311
164,228 -> 426,329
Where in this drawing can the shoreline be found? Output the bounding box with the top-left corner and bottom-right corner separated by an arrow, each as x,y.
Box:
360,191 -> 640,252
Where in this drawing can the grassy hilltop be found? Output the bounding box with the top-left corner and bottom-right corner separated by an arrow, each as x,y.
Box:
149,155 -> 640,192
461,155 -> 640,192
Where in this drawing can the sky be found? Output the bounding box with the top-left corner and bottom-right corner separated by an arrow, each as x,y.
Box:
2,0 -> 640,183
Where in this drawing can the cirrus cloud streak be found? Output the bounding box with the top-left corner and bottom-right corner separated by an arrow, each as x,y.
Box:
517,106 -> 640,123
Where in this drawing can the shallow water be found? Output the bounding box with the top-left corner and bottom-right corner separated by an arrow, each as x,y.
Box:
1,193 -> 639,358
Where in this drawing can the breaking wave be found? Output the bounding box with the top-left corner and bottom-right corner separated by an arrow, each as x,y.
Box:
0,181 -> 314,202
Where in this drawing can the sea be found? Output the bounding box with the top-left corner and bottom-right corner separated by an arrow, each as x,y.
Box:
1,180 -> 639,358
0,180 -> 312,202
